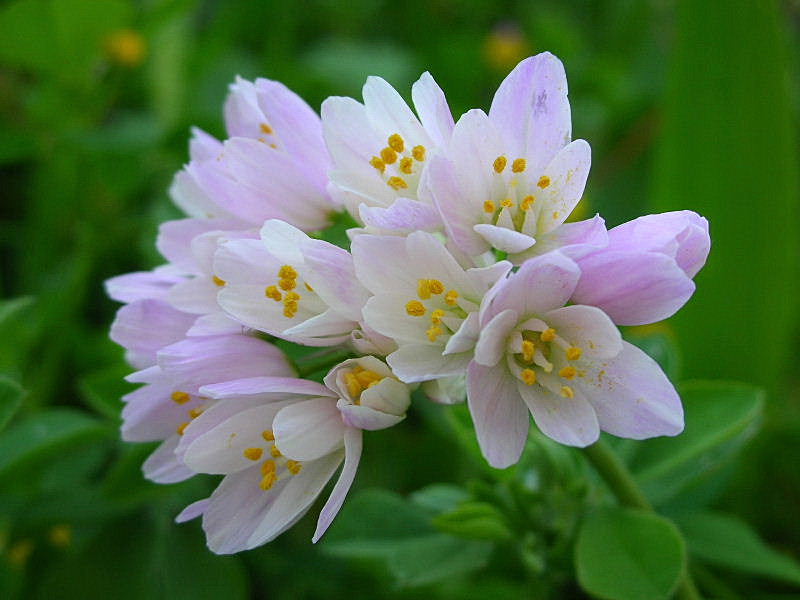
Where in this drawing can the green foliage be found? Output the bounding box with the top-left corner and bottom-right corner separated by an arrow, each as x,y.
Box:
0,376 -> 25,432
575,507 -> 686,600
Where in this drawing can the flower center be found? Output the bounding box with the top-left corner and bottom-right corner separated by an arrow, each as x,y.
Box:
404,278 -> 468,343
343,365 -> 385,405
264,264 -> 315,318
256,122 -> 279,149
172,391 -> 208,435
243,429 -> 303,491
369,133 -> 427,194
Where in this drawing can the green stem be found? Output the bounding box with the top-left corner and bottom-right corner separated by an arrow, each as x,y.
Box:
295,349 -> 353,378
581,439 -> 702,600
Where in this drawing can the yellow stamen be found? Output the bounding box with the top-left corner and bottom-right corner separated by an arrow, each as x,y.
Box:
399,157 -> 414,174
444,290 -> 459,306
537,175 -> 551,189
370,156 -> 386,172
212,275 -> 226,287
261,459 -> 277,475
484,200 -> 496,213
260,471 -> 277,490
426,325 -> 443,342
188,407 -> 204,419
501,198 -> 514,209
265,285 -> 282,301
412,145 -> 426,161
176,422 -> 189,435
262,430 -> 275,442
552,211 -> 560,220
380,147 -> 398,164
561,385 -> 575,398
430,309 -> 445,324
279,265 -> 298,280
305,282 -> 314,292
286,460 -> 303,475
520,195 -> 535,210
540,328 -> 557,342
566,347 -> 583,361
283,305 -> 298,318
345,372 -> 363,398
427,279 -> 444,295
387,176 -> 408,190
522,340 -> 535,363
388,133 -> 405,153
285,291 -> 301,302
278,278 -> 296,291
521,368 -> 537,385
406,300 -> 426,316
244,447 -> 264,461
418,279 -> 431,300
260,123 -> 273,135
270,445 -> 282,458
354,369 -> 383,388
493,155 -> 507,173
512,158 -> 527,173
559,366 -> 577,380
171,391 -> 191,405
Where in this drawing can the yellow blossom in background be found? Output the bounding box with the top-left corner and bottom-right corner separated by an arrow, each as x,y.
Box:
105,29 -> 147,67
484,23 -> 531,71
8,539 -> 34,568
48,524 -> 72,548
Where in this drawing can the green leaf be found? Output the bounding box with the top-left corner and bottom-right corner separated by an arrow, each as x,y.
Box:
575,507 -> 686,600
147,14 -> 190,130
410,483 -> 469,515
677,511 -> 800,586
0,408 -> 109,484
387,534 -> 492,588
0,296 -> 34,328
629,381 -> 764,505
0,375 -> 25,432
433,501 -> 511,541
652,0 -> 799,392
78,364 -> 134,421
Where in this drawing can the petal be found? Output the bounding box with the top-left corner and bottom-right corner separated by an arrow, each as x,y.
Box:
272,398 -> 346,461
351,234 -> 416,293
387,344 -> 472,383
186,312 -> 245,337
213,238 -> 281,285
537,139 -> 592,234
466,361 -> 529,468
358,377 -> 411,418
362,76 -> 429,146
542,305 -> 622,360
110,299 -> 195,367
474,309 -> 518,367
473,224 -> 536,254
338,401 -> 404,431
421,375 -> 466,405
167,277 -> 220,315
358,198 -> 442,233
443,311 -> 480,355
105,268 -> 183,303
281,309 -> 356,345
520,214 -> 608,262
301,238 -> 370,321
362,293 -> 431,344
313,427 -> 363,542
576,341 -> 684,439
157,218 -> 242,273
517,382 -> 600,447
200,376 -> 333,400
176,498 -> 210,523
321,96 -> 385,173
142,435 -> 195,484
411,71 -> 455,147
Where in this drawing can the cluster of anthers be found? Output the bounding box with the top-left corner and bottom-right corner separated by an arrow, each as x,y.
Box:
370,133 -> 427,191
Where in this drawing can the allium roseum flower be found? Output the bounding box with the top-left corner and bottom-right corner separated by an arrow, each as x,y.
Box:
469,252 -> 684,467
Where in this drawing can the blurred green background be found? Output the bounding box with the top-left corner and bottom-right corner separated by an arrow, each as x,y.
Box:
0,0 -> 798,598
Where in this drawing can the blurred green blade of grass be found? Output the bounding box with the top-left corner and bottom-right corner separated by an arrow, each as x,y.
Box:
652,0 -> 799,393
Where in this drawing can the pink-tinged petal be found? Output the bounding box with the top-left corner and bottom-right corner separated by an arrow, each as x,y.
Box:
483,252 -> 580,323
167,277 -> 220,315
520,214 -> 608,264
156,219 -> 242,273
259,219 -> 308,265
313,427 -> 363,542
143,435 -> 195,483
517,382 -> 600,447
537,139 -> 591,234
411,71 -> 455,147
608,211 -> 710,278
573,250 -> 695,326
358,198 -> 442,233
468,260 -> 514,290
281,309 -> 357,344
214,239 -> 281,284
387,344 -> 472,383
489,52 -> 571,171
421,376 -> 466,405
176,498 -> 210,523
338,401 -> 404,431
321,96 -> 385,173
184,402 -> 294,474
187,312 -> 245,337
245,450 -> 344,550
273,398 -> 346,461
577,341 -> 684,439
405,231 -> 480,297
189,127 -> 221,160
543,305 -> 622,360
443,311 -> 480,355
301,238 -> 370,321
121,381 -> 194,442
169,167 -> 227,221
362,76 -> 429,145
362,294 -> 431,344
105,268 -> 183,303
474,309 -> 518,367
473,224 -> 536,254
352,234 -> 416,293
359,376 -> 410,416
467,361 -> 529,468
200,376 -> 333,400
110,299 -> 195,368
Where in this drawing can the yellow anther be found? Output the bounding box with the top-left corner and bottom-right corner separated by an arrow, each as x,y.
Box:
566,347 -> 583,361
265,285 -> 282,301
559,366 -> 577,380
305,282 -> 314,292
561,385 -> 575,398
345,372 -> 363,398
286,460 -> 303,475
522,340 -> 535,363
412,145 -> 426,161
284,291 -> 301,302
388,133 -> 405,153
399,157 -> 414,174
501,198 -> 514,209
380,147 -> 398,164
269,143 -> 277,149
427,325 -> 443,342
406,300 -> 426,316
418,279 -> 431,300
188,407 -> 204,419
212,275 -> 226,287
354,369 -> 383,388
484,200 -> 496,213
552,211 -> 560,220
262,430 -> 275,442
445,290 -> 459,306
370,156 -> 386,172
279,265 -> 298,280
171,391 -> 191,405
278,278 -> 297,291
261,459 -> 277,475
260,123 -> 273,135
244,447 -> 264,461
537,175 -> 551,189
493,155 -> 507,173
520,195 -> 536,210
521,368 -> 537,385
270,445 -> 282,458
430,309 -> 445,324
540,328 -> 557,342
428,279 -> 445,295
260,471 -> 277,490
387,176 -> 408,190
283,304 -> 298,318
512,158 -> 527,173
176,422 -> 189,435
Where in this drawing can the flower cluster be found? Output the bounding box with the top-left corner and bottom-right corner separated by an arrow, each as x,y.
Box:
107,53 -> 709,554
